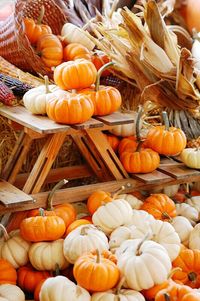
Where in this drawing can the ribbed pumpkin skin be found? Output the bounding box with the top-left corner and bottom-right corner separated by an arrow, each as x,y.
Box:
73,253 -> 120,292
46,92 -> 94,124
17,266 -> 50,293
120,149 -> 160,173
141,194 -> 177,221
172,249 -> 200,288
155,284 -> 197,301
118,136 -> 138,155
91,53 -> 111,76
0,259 -> 17,285
87,191 -> 112,215
24,18 -> 52,45
63,43 -> 91,61
104,134 -> 120,152
54,59 -> 97,90
20,216 -> 66,242
146,126 -> 186,156
81,86 -> 122,116
37,34 -> 63,68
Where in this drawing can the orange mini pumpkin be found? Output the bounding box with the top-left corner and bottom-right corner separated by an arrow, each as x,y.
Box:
91,51 -> 111,77
66,219 -> 92,235
146,111 -> 187,156
91,250 -> 117,264
87,190 -> 113,215
104,133 -> 120,152
0,259 -> 17,285
172,248 -> 200,288
73,249 -> 120,292
18,265 -> 50,293
46,90 -> 94,124
80,62 -> 122,116
24,6 -> 52,45
54,59 -> 97,90
37,33 -> 63,68
63,43 -> 91,61
155,283 -> 197,301
34,279 -> 46,301
118,136 -> 138,155
141,194 -> 177,221
20,208 -> 66,242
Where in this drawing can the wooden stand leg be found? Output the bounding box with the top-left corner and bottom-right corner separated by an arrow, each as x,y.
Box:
2,132 -> 33,184
23,132 -> 67,194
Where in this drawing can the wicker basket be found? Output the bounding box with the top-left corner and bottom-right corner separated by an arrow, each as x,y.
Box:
0,0 -> 66,77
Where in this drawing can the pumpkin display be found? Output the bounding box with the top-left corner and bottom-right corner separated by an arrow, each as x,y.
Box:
20,209 -> 66,242
29,239 -> 69,271
180,148 -> 200,169
90,250 -> 117,265
186,196 -> 200,213
126,209 -> 155,227
172,248 -> 200,288
63,43 -> 91,61
189,224 -> 200,250
176,203 -> 199,226
0,284 -> 25,301
23,76 -> 59,115
104,134 -> 120,152
117,238 -> 172,291
118,136 -> 138,155
46,89 -> 94,124
155,283 -> 198,301
65,219 -> 92,235
0,225 -> 31,269
171,216 -> 193,246
141,194 -> 177,221
109,112 -> 142,137
73,249 -> 120,292
92,199 -> 133,235
17,265 -> 50,293
80,62 -> 122,116
54,59 -> 97,90
87,190 -> 112,215
40,276 -> 91,301
146,111 -> 187,155
0,259 -> 17,285
37,33 -> 63,68
61,23 -> 95,50
63,224 -> 109,264
91,51 -> 111,77
24,6 -> 52,45
115,193 -> 143,209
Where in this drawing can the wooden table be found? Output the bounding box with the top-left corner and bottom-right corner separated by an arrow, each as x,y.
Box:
1,105 -> 200,214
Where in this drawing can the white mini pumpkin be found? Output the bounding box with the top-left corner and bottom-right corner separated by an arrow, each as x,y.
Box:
163,184 -> 180,197
125,209 -> 155,227
63,224 -> 109,264
23,76 -> 59,115
117,238 -> 172,291
109,112 -> 142,137
0,284 -> 25,301
180,148 -> 200,169
29,239 -> 69,271
109,225 -> 136,253
171,216 -> 193,246
189,223 -> 200,250
186,196 -> 200,214
176,203 -> 199,225
115,194 -> 143,209
92,199 -> 133,235
0,227 -> 31,269
61,23 -> 95,50
40,276 -> 91,301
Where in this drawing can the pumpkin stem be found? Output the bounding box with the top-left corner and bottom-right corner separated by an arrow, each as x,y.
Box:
116,276 -> 126,294
39,208 -> 45,217
112,186 -> 125,199
46,179 -> 68,211
136,232 -> 150,255
80,226 -> 90,235
37,5 -> 45,25
164,293 -> 171,301
0,224 -> 10,241
54,263 -> 60,276
135,106 -> 144,152
162,212 -> 173,222
44,76 -> 50,94
162,111 -> 170,131
95,62 -> 114,91
167,267 -> 182,279
188,272 -> 197,282
95,249 -> 101,263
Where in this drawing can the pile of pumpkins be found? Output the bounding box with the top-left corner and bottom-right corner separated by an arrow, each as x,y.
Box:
22,8 -> 122,125
1,180 -> 200,301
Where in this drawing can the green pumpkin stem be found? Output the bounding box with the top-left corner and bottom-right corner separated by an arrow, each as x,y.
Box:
46,179 -> 68,211
162,212 -> 173,222
164,293 -> 171,301
0,224 -> 9,241
135,106 -> 144,152
54,263 -> 60,276
95,61 -> 114,92
162,111 -> 170,131
167,267 -> 182,279
188,271 -> 197,282
37,5 -> 45,25
112,186 -> 125,200
136,232 -> 150,255
39,208 -> 45,217
95,249 -> 101,264
44,76 -> 50,94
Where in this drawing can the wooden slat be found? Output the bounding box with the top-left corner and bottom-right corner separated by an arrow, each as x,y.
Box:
95,112 -> 136,126
0,106 -> 71,134
0,179 -> 34,207
158,165 -> 200,179
71,118 -> 104,129
159,157 -> 185,167
132,170 -> 172,184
